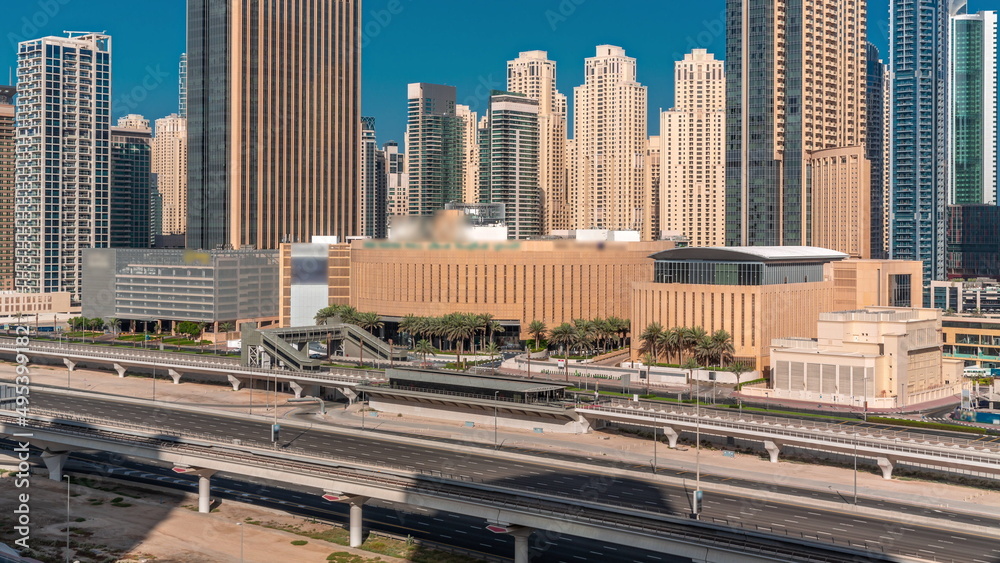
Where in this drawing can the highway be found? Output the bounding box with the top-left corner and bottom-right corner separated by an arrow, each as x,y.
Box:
52,452 -> 689,563
24,389 -> 1000,562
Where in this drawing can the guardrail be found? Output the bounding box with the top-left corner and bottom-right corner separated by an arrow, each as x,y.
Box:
585,403 -> 1000,467
4,409 -> 902,562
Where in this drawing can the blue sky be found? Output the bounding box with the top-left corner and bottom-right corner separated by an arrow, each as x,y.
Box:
0,0 -> 892,140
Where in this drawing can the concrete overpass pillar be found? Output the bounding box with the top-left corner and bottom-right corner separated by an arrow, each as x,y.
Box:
289,380 -> 304,399
764,440 -> 781,463
509,526 -> 533,563
876,457 -> 895,480
113,363 -> 127,378
168,369 -> 182,384
662,426 -> 679,448
226,374 -> 243,391
63,358 -> 75,373
173,467 -> 218,512
41,450 -> 70,481
348,496 -> 369,547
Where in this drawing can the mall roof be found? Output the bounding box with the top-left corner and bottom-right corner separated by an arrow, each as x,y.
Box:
386,368 -> 565,394
650,246 -> 849,263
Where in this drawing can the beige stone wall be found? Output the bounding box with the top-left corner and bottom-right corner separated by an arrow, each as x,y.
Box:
830,259 -> 924,311
631,280 -> 835,371
0,292 -> 74,316
810,146 -> 871,258
350,240 -> 674,338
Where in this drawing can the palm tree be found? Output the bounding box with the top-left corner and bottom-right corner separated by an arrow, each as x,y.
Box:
218,322 -> 235,347
414,339 -> 434,364
398,314 -> 420,348
527,320 -> 547,351
573,327 -> 594,357
355,312 -> 384,368
639,322 -> 665,363
709,329 -> 734,367
314,305 -> 342,325
693,336 -> 715,367
339,306 -> 360,325
606,316 -> 630,349
488,320 -> 504,345
729,361 -> 750,387
591,318 -> 612,352
483,342 -> 500,362
107,317 -> 119,337
548,323 -> 577,358
659,327 -> 684,365
681,358 -> 700,388
444,313 -> 477,366
682,326 -> 707,362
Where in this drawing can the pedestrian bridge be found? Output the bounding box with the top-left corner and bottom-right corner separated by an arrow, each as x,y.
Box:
579,400 -> 1000,480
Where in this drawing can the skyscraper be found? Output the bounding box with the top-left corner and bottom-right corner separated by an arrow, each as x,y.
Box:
891,0 -> 950,287
187,0 -> 359,250
360,116 -> 388,239
178,52 -> 187,118
152,114 -> 188,236
660,49 -> 726,247
866,43 -> 890,259
406,83 -> 465,216
479,91 -> 541,239
0,86 -> 14,291
15,33 -> 112,299
569,45 -> 648,235
457,104 -> 480,204
726,0 -> 868,252
384,141 -> 408,221
110,115 -> 152,249
949,6 -> 997,205
507,50 -> 569,234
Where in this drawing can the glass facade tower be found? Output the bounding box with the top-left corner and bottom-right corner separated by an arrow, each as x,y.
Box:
949,8 -> 998,205
890,0 -> 950,291
187,0 -> 360,250
726,0 -> 867,249
478,91 -> 541,239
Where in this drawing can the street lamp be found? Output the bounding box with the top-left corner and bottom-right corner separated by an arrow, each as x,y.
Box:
765,391 -> 770,412
494,391 -> 500,450
64,474 -> 71,563
853,437 -> 859,505
862,374 -> 869,422
682,360 -> 703,519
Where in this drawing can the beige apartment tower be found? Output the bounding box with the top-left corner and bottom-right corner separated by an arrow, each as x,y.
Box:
507,51 -> 569,233
726,0 -> 870,255
0,87 -> 13,290
660,49 -> 725,247
187,0 -> 360,250
152,114 -> 188,236
570,45 -> 649,236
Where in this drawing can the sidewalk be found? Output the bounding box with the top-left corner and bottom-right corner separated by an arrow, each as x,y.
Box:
4,360 -> 999,519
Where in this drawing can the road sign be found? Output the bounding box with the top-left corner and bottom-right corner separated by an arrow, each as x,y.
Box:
172,467 -> 193,474
485,525 -> 510,534
321,494 -> 343,502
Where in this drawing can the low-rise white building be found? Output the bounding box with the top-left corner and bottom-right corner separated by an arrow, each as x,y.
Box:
744,307 -> 964,409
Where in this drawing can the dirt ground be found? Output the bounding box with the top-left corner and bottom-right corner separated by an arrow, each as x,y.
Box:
0,472 -> 404,563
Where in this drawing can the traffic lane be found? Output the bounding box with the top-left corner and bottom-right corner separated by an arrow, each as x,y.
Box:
64,454 -> 689,563
66,453 -> 988,563
32,392 -> 1000,533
